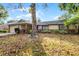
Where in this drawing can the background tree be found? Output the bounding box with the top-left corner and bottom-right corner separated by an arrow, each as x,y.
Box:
59,3 -> 79,33
59,3 -> 79,22
0,4 -> 8,24
59,3 -> 79,14
58,13 -> 72,21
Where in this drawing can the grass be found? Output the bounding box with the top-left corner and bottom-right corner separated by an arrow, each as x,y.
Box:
0,34 -> 79,56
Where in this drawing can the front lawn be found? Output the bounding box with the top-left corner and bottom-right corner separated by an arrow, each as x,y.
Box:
0,34 -> 79,56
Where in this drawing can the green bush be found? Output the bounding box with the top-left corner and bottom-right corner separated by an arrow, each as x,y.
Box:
0,30 -> 7,33
27,30 -> 32,34
41,29 -> 50,33
59,30 -> 67,34
50,30 -> 60,33
50,30 -> 67,34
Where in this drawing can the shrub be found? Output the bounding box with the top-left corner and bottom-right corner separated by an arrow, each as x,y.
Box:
50,30 -> 67,34
0,30 -> 7,33
40,29 -> 50,33
27,30 -> 32,34
59,30 -> 67,34
50,30 -> 60,33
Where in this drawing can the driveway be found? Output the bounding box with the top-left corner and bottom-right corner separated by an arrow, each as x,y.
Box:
0,33 -> 16,37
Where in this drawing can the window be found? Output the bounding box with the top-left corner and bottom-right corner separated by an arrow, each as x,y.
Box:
59,25 -> 66,30
38,26 -> 42,30
43,25 -> 48,30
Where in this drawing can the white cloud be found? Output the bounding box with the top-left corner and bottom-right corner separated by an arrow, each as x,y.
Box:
11,7 -> 30,12
16,13 -> 31,19
53,15 -> 61,20
7,9 -> 45,23
36,10 -> 44,18
15,13 -> 32,23
8,17 -> 13,20
15,10 -> 44,19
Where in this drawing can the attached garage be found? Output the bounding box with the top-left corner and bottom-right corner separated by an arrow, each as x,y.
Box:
9,25 -> 19,33
8,22 -> 32,33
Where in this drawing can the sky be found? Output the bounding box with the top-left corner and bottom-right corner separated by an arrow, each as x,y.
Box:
1,3 -> 65,23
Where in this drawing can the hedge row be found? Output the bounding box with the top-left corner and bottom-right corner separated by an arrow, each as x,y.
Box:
0,30 -> 7,33
38,29 -> 68,34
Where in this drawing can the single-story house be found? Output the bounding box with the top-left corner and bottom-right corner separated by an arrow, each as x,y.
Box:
8,20 -> 66,33
7,19 -> 78,33
0,20 -> 77,34
8,22 -> 32,33
37,20 -> 67,31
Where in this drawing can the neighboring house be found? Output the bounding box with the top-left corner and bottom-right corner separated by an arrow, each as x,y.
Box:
8,22 -> 32,33
37,20 -> 67,31
0,24 -> 8,30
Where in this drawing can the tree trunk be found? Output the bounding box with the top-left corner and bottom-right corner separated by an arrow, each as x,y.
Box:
77,24 -> 79,34
30,3 -> 37,38
66,25 -> 69,34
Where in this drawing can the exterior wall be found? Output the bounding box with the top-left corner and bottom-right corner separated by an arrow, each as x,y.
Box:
37,25 -> 42,30
9,25 -> 19,33
67,24 -> 77,33
59,24 -> 67,30
42,25 -> 48,30
9,24 -> 32,33
69,25 -> 75,29
19,24 -> 27,30
27,24 -> 32,31
48,24 -> 59,30
37,25 -> 48,31
37,24 -> 66,31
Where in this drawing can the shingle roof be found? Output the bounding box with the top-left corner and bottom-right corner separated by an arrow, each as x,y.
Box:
7,20 -> 64,26
37,20 -> 64,25
7,22 -> 32,26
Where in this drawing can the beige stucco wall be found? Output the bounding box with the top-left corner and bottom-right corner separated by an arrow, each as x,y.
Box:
69,25 -> 75,29
10,25 -> 19,33
9,24 -> 29,33
48,25 -> 59,30
19,24 -> 27,30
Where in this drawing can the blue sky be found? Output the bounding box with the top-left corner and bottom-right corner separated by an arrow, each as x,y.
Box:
2,3 -> 65,22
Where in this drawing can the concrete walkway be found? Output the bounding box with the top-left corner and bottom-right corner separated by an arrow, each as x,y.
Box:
0,33 -> 16,37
